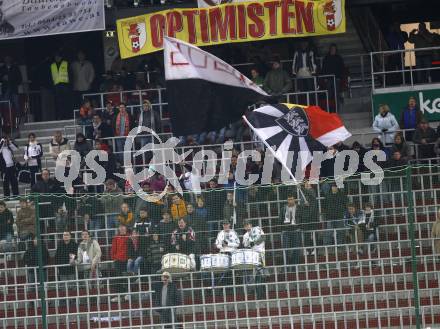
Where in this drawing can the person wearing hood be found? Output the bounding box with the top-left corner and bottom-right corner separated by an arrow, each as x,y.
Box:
431,208 -> 440,255
73,133 -> 92,159
48,131 -> 71,160
391,133 -> 411,162
263,59 -> 292,96
372,104 -> 399,145
24,133 -> 43,187
16,198 -> 35,242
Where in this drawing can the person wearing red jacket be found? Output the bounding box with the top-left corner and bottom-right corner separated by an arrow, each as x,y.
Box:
111,225 -> 130,302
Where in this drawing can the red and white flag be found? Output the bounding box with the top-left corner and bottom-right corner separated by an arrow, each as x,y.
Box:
244,103 -> 351,171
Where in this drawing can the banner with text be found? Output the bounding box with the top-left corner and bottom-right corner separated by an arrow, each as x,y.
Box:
0,0 -> 105,41
372,85 -> 440,122
198,0 -> 251,8
116,0 -> 346,59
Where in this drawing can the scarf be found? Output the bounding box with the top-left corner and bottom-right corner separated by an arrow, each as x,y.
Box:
115,111 -> 130,136
131,236 -> 139,251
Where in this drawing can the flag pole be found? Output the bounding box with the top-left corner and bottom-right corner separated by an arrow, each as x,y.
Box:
242,115 -> 306,202
232,181 -> 237,228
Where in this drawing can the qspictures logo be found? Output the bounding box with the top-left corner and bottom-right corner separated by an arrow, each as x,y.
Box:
54,126 -> 387,203
121,19 -> 147,53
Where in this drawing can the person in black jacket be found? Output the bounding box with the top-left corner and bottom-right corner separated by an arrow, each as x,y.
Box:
157,210 -> 176,252
147,227 -> 165,274
152,271 -> 182,327
0,201 -> 14,252
0,136 -> 19,197
54,231 -> 78,281
127,228 -> 147,275
0,55 -> 22,112
23,235 -> 49,288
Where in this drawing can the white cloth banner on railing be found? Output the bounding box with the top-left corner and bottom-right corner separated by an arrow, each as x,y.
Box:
197,0 -> 252,8
0,0 -> 105,40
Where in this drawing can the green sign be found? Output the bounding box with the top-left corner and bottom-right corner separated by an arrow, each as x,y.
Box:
372,85 -> 440,122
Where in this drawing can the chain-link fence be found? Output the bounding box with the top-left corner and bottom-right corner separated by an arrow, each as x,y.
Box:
1,165 -> 439,328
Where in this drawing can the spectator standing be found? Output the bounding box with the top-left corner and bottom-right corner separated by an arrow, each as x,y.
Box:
31,169 -> 61,218
152,272 -> 182,327
134,207 -> 155,235
73,133 -> 92,160
71,51 -> 95,102
102,100 -> 118,128
111,225 -> 130,302
391,133 -> 412,161
136,100 -> 161,144
0,55 -> 22,114
23,236 -> 49,288
148,228 -> 165,274
215,220 -> 240,254
117,202 -> 135,228
0,201 -> 14,252
399,96 -> 424,141
250,67 -> 264,88
372,104 -> 399,145
413,119 -> 437,159
51,53 -> 72,119
322,184 -> 349,245
385,22 -> 408,85
408,22 -> 435,83
279,195 -> 302,265
54,231 -> 78,281
15,198 -> 35,242
431,208 -> 440,255
321,43 -> 345,81
170,194 -> 187,221
158,210 -> 177,252
48,131 -> 71,160
0,136 -> 19,196
114,103 -> 132,160
343,203 -> 363,246
127,228 -> 147,275
75,230 -> 101,281
360,203 -> 378,244
90,113 -> 113,140
24,133 -> 43,187
383,150 -> 408,204
292,41 -> 317,91
263,59 -> 292,96
171,218 -> 196,256
185,203 -> 208,254
298,181 -> 319,251
101,179 -> 125,242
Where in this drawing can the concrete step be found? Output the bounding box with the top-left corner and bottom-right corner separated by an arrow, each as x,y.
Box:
22,119 -> 76,130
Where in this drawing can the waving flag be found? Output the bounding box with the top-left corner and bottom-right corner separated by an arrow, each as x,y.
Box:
244,103 -> 351,171
164,36 -> 268,136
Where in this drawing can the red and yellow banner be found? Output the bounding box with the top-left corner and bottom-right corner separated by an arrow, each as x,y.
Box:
117,0 -> 345,58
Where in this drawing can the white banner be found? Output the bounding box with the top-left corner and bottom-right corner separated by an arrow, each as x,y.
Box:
197,0 -> 251,8
0,0 -> 105,40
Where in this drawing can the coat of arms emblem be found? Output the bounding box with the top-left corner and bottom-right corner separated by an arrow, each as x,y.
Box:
275,107 -> 309,137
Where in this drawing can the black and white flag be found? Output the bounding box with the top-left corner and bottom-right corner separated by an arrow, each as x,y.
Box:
164,36 -> 268,136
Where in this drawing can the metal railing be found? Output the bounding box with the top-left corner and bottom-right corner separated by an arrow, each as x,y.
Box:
370,46 -> 440,90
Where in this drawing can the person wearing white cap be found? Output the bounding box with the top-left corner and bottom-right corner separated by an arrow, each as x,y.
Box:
215,220 -> 240,254
153,271 -> 181,327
